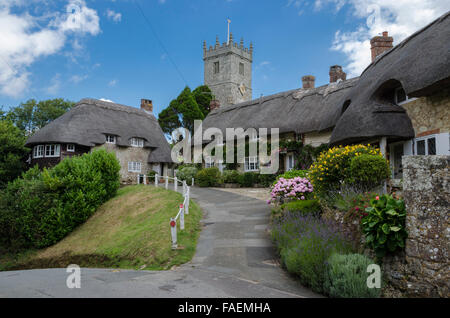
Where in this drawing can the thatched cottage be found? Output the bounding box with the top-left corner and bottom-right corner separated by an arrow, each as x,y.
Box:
201,11 -> 450,177
25,98 -> 174,184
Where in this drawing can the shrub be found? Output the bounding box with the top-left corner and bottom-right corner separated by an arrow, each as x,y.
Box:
222,170 -> 240,184
324,253 -> 381,298
281,199 -> 321,216
269,177 -> 313,204
238,172 -> 258,187
361,194 -> 407,258
258,173 -> 277,187
176,166 -> 198,185
147,170 -> 156,180
347,154 -> 390,190
0,149 -> 121,250
274,170 -> 308,185
195,167 -> 220,187
272,213 -> 353,293
309,144 -> 385,195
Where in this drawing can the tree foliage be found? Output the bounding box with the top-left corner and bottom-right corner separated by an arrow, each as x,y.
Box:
158,85 -> 212,136
7,98 -> 75,134
0,120 -> 29,188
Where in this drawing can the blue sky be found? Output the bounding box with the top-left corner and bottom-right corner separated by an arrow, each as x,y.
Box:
1,0 -> 449,117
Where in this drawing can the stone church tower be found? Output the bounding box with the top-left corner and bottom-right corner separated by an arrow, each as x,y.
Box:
203,33 -> 253,107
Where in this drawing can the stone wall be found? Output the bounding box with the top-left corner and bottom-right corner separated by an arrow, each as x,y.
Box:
402,88 -> 450,136
397,155 -> 449,297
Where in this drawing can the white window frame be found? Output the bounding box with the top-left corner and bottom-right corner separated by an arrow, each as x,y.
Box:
244,156 -> 259,172
106,135 -> 116,144
33,145 -> 44,158
286,154 -> 295,171
45,144 -> 60,158
414,135 -> 437,155
130,137 -> 144,148
128,161 -> 142,173
67,144 -> 75,152
205,157 -> 214,168
395,87 -> 416,105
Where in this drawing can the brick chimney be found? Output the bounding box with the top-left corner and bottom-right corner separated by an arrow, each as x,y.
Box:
302,75 -> 315,89
329,65 -> 346,83
370,31 -> 393,61
209,99 -> 220,111
140,99 -> 153,113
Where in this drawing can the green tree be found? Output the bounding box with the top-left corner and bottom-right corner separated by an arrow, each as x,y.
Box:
0,120 -> 29,188
192,85 -> 213,117
158,86 -> 208,136
8,98 -> 74,134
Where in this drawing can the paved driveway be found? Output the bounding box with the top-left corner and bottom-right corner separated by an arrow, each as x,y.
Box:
0,187 -> 319,298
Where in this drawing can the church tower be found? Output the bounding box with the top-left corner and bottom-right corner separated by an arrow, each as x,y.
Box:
203,31 -> 253,108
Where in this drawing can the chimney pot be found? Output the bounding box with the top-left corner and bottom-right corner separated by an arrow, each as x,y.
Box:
370,31 -> 393,61
302,75 -> 315,89
209,99 -> 220,111
140,99 -> 153,113
329,65 -> 347,83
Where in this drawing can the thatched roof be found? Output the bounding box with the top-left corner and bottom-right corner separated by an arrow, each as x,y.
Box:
26,98 -> 173,163
330,11 -> 450,145
202,77 -> 358,139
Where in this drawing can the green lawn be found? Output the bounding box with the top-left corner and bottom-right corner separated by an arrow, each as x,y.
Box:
1,185 -> 203,271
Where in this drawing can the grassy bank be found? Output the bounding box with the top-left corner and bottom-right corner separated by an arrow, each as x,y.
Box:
0,185 -> 202,271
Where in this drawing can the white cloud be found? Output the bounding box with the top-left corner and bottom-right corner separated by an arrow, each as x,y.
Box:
108,79 -> 118,87
317,0 -> 450,76
46,73 -> 61,95
158,0 -> 167,4
106,9 -> 121,23
70,74 -> 88,83
0,0 -> 100,97
100,98 -> 114,103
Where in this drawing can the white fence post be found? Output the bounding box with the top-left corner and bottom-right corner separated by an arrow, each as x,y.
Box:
180,205 -> 185,230
165,175 -> 168,190
170,218 -> 177,249
182,181 -> 186,196
192,177 -> 194,187
144,174 -> 147,185
174,177 -> 178,192
155,174 -> 158,187
137,174 -> 140,184
185,187 -> 190,215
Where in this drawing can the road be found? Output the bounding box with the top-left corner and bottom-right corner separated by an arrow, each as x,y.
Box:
0,186 -> 319,298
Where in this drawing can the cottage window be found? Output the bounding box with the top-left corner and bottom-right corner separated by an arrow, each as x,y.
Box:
415,135 -> 437,155
45,144 -> 60,157
130,137 -> 144,147
205,157 -> 214,168
286,154 -> 295,171
33,145 -> 44,158
244,156 -> 259,172
106,135 -> 116,144
214,61 -> 220,74
394,87 -> 415,105
128,162 -> 142,173
67,144 -> 75,152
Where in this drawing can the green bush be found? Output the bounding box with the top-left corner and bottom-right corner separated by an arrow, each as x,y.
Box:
147,170 -> 156,180
324,253 -> 381,298
347,154 -> 390,190
272,213 -> 353,293
309,144 -> 385,195
258,173 -> 277,187
239,172 -> 258,187
195,167 -> 220,187
275,170 -> 308,184
222,170 -> 240,183
0,149 -> 121,250
176,166 -> 198,185
361,194 -> 408,258
281,199 -> 321,216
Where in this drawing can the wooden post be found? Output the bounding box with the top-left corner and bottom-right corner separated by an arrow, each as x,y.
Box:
174,177 -> 178,192
180,207 -> 185,230
165,175 -> 168,190
155,174 -> 158,187
192,177 -> 194,187
170,218 -> 177,249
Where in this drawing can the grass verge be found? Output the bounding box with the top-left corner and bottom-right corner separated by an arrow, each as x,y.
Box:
0,185 -> 202,271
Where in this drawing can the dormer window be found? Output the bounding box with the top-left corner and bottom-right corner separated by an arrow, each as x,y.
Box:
67,144 -> 75,152
130,137 -> 144,148
106,135 -> 116,144
395,87 -> 414,105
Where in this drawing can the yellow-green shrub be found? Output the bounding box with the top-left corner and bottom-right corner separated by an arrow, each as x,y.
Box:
309,144 -> 385,194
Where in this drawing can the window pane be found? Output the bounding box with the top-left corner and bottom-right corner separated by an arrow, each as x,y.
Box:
417,140 -> 425,155
396,87 -> 406,104
427,138 -> 436,155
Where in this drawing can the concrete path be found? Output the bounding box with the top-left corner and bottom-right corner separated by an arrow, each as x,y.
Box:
0,187 -> 319,298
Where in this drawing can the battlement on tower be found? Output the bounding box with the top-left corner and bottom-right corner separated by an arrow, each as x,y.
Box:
203,34 -> 253,62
